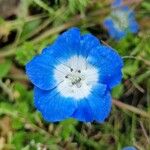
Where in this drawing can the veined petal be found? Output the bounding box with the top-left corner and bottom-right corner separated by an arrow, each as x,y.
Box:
71,83 -> 108,122
34,86 -> 77,122
43,27 -> 81,60
26,27 -> 82,90
103,18 -> 114,28
26,53 -> 57,90
105,19 -> 117,38
79,34 -> 101,57
115,30 -> 126,40
87,45 -> 123,89
112,0 -> 123,8
103,18 -> 125,40
129,20 -> 139,33
87,84 -> 112,123
71,99 -> 93,122
122,146 -> 137,150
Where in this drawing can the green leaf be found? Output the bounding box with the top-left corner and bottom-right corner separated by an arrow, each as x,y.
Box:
13,82 -> 33,108
0,17 -> 5,25
142,2 -> 150,10
0,102 -> 17,117
123,61 -> 139,79
68,0 -> 89,14
112,84 -> 124,99
0,61 -> 11,78
59,119 -> 78,140
16,42 -> 36,65
20,19 -> 41,41
12,118 -> 24,130
12,131 -> 27,149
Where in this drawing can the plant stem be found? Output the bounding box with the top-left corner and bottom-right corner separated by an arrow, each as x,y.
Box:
0,79 -> 14,100
112,99 -> 150,119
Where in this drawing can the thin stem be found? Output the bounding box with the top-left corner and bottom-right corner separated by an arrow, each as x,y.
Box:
139,121 -> 150,144
112,99 -> 150,119
0,79 -> 14,100
0,8 -> 109,58
32,16 -> 82,44
122,55 -> 150,66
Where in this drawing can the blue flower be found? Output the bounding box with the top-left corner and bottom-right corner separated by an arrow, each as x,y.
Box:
122,146 -> 137,150
26,27 -> 123,122
103,0 -> 139,40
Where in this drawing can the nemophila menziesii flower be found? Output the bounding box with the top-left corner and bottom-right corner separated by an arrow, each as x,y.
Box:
122,146 -> 137,150
103,0 -> 139,40
26,27 -> 123,122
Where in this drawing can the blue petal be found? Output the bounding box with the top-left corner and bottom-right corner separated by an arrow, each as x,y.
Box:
41,44 -> 56,55
103,18 -> 113,27
103,18 -> 116,37
103,18 -> 125,40
127,9 -> 139,33
34,86 -> 77,122
26,53 -> 57,90
87,86 -> 112,123
122,6 -> 130,11
108,22 -> 126,40
115,30 -> 126,40
122,146 -> 137,150
79,33 -> 101,57
103,18 -> 116,38
71,83 -> 109,122
128,10 -> 136,20
129,20 -> 139,33
26,27 -> 82,90
87,46 -> 123,89
43,27 -> 81,60
71,99 -> 94,122
42,28 -> 102,62
112,0 -> 123,7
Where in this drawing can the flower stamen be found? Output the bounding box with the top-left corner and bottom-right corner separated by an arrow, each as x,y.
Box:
54,55 -> 99,99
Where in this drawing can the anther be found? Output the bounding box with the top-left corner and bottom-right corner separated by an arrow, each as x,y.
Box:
65,75 -> 68,78
78,70 -> 81,73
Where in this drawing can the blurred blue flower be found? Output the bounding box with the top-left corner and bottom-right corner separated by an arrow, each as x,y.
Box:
26,27 -> 123,122
122,146 -> 137,150
103,0 -> 139,40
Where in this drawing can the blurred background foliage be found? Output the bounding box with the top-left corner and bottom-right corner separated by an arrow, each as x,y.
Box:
0,0 -> 150,150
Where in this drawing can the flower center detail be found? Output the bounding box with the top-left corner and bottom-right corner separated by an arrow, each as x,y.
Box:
111,9 -> 129,31
54,55 -> 99,100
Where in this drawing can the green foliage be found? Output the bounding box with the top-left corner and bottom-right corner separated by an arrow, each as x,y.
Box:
123,61 -> 139,79
59,119 -> 78,140
142,1 -> 150,10
68,0 -> 90,14
20,19 -> 42,41
0,60 -> 11,78
112,84 -> 124,99
0,102 -> 17,117
16,42 -> 36,65
0,0 -> 150,149
0,17 -> 5,24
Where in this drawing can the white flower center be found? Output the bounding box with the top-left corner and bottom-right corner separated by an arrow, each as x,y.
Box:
54,55 -> 99,100
111,9 -> 129,31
